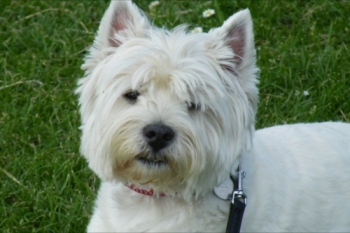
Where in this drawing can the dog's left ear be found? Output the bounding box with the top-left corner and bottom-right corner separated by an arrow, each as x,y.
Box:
214,9 -> 257,75
211,9 -> 259,122
95,0 -> 151,49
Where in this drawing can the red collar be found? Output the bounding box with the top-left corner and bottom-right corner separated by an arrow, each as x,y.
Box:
126,184 -> 165,197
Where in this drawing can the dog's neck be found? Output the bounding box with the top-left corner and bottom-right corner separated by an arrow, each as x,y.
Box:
126,184 -> 165,197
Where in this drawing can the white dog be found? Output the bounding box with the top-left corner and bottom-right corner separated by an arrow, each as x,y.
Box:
76,1 -> 350,232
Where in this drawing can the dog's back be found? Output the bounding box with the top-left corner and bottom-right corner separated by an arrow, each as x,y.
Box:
241,122 -> 350,232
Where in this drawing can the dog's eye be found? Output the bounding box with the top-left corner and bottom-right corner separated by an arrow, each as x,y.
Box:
188,102 -> 201,111
124,90 -> 140,101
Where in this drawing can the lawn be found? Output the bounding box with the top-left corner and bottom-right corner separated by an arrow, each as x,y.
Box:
1,0 -> 349,232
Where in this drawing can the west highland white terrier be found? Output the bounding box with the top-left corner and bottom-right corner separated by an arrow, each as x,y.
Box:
76,1 -> 350,232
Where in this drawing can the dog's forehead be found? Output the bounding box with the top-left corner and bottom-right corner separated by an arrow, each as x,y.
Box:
115,29 -> 228,99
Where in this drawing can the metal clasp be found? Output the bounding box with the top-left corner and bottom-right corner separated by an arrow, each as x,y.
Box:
231,166 -> 247,205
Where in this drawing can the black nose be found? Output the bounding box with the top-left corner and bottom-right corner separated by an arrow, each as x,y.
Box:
143,124 -> 175,152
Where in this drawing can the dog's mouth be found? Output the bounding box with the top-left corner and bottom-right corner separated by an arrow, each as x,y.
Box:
136,155 -> 168,166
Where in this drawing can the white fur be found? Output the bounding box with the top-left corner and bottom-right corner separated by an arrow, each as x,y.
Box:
76,1 -> 350,232
87,123 -> 350,232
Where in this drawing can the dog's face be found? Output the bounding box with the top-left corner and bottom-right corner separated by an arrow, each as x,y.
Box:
76,1 -> 258,199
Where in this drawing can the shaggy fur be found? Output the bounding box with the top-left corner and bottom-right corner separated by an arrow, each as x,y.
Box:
76,1 -> 350,232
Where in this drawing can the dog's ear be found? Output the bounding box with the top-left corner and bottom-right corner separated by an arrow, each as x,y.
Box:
96,0 -> 151,49
214,9 -> 256,74
210,9 -> 259,127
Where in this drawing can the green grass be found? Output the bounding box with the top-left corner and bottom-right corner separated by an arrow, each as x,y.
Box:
1,0 -> 349,232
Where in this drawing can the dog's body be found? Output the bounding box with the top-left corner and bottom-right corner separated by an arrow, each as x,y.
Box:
87,122 -> 350,232
76,1 -> 350,232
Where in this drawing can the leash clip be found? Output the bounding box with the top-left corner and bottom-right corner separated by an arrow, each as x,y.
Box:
225,166 -> 247,233
230,166 -> 247,205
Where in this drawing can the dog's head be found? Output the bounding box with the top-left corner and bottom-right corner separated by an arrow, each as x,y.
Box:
76,1 -> 258,200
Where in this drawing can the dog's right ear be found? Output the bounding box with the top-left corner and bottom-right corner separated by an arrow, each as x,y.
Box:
78,1 -> 151,123
95,0 -> 151,49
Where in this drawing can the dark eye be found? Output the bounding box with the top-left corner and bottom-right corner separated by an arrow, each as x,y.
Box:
188,102 -> 201,111
124,90 -> 140,102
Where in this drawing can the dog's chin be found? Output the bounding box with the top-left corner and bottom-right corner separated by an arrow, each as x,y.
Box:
117,153 -> 178,186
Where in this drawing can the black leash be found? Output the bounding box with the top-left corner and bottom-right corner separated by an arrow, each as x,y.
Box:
225,167 -> 247,233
